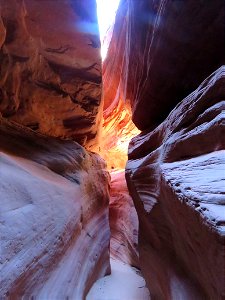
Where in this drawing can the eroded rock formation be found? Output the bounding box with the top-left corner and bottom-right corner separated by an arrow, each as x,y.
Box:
109,171 -> 139,267
107,0 -> 224,131
126,67 -> 225,299
0,117 -> 110,299
1,0 -> 225,298
101,0 -> 140,170
0,0 -> 102,149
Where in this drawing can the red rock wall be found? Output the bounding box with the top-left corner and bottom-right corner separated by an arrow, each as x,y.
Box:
0,0 -> 102,149
0,116 -> 110,299
101,0 -> 140,170
103,1 -> 225,297
109,171 -> 139,267
126,67 -> 225,299
108,0 -> 224,131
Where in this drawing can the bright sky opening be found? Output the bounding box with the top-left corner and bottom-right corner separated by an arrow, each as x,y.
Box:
96,0 -> 120,60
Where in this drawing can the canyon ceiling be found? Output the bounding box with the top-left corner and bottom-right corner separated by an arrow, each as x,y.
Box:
0,0 -> 224,299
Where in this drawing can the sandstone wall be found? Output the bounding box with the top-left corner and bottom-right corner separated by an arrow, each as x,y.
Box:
109,171 -> 139,267
0,0 -> 102,149
106,0 -> 224,131
126,67 -> 225,299
0,117 -> 110,299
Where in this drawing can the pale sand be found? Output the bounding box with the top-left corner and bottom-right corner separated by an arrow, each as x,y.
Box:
87,258 -> 150,300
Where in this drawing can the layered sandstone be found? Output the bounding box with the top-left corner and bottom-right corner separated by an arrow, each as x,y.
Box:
126,67 -> 225,299
106,0 -> 224,131
0,116 -> 110,299
109,171 -> 139,267
101,0 -> 139,170
0,0 -> 102,149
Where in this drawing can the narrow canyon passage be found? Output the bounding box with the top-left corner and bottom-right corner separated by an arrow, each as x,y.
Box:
0,0 -> 149,298
85,1 -> 151,297
87,171 -> 150,300
0,0 -> 224,299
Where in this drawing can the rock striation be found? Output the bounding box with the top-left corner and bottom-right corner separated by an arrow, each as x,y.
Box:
126,66 -> 225,299
101,0 -> 140,170
0,116 -> 110,299
0,0 -> 102,149
107,0 -> 224,131
109,171 -> 139,267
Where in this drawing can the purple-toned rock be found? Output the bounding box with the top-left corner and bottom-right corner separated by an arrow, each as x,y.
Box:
109,171 -> 139,267
0,116 -> 110,299
126,66 -> 225,299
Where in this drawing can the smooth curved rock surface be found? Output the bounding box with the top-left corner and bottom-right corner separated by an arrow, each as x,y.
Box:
108,0 -> 224,131
102,100 -> 140,170
0,0 -> 102,149
0,117 -> 110,299
126,66 -> 225,299
109,171 -> 139,267
101,0 -> 140,170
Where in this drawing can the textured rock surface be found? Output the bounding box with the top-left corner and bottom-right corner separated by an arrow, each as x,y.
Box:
126,66 -> 225,299
0,116 -> 110,299
102,101 -> 140,170
109,171 -> 139,267
108,0 -> 224,131
101,0 -> 139,170
102,0 -> 128,115
87,258 -> 150,300
0,0 -> 102,149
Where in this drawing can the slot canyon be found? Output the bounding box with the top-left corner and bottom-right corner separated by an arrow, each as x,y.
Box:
0,0 -> 224,299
